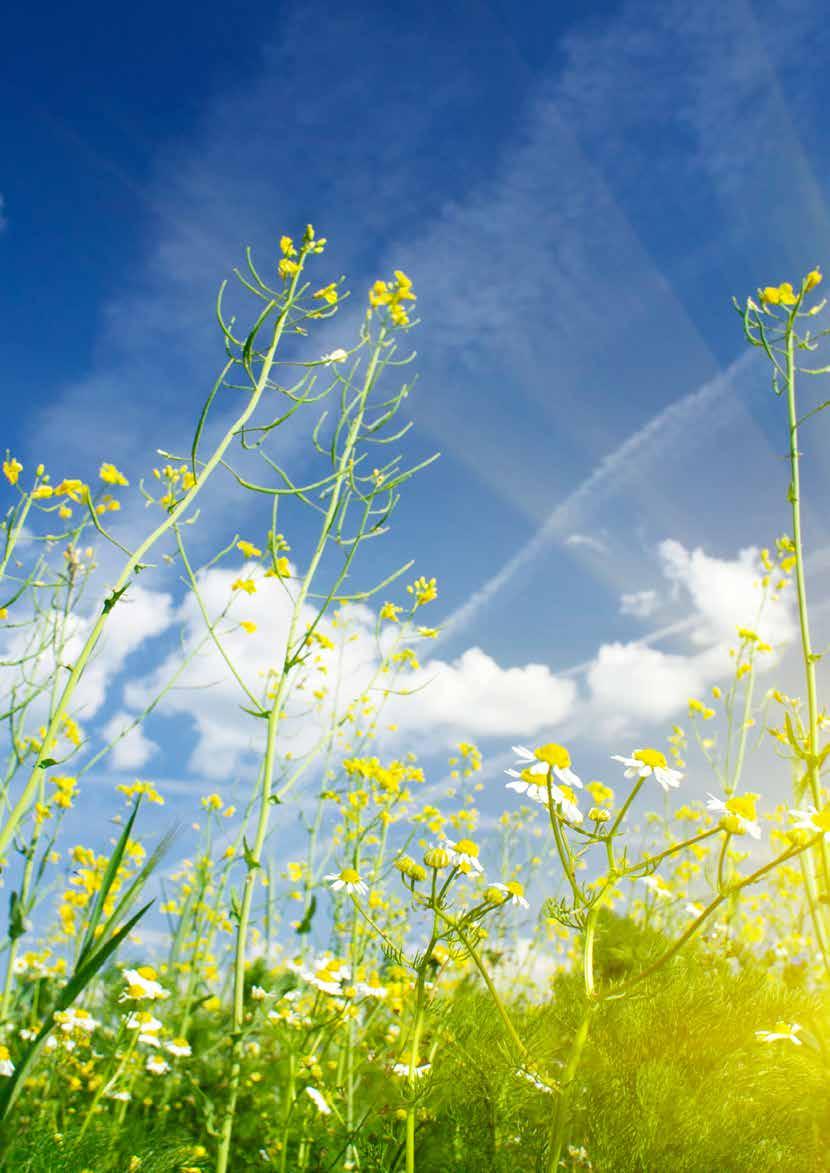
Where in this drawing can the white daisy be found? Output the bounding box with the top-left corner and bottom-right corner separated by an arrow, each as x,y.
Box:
165,1037 -> 192,1058
705,792 -> 761,838
119,966 -> 169,1002
787,806 -> 830,839
611,748 -> 683,792
392,1061 -> 431,1079
641,875 -> 673,901
305,1085 -> 331,1114
324,868 -> 368,896
146,1055 -> 170,1075
755,1021 -> 802,1045
507,743 -> 582,790
442,837 -> 484,875
548,782 -> 583,824
487,881 -> 530,909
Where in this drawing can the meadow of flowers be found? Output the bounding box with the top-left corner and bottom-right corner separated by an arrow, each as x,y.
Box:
2,233 -> 830,1172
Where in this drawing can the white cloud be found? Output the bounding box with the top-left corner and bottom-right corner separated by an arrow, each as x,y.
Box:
657,538 -> 796,648
620,589 -> 659,618
0,583 -> 175,736
578,539 -> 798,737
382,647 -> 577,745
565,533 -> 608,554
121,560 -> 578,780
100,710 -> 160,770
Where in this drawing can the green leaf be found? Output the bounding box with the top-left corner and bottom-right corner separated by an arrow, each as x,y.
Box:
8,891 -> 25,942
243,837 -> 260,871
0,899 -> 153,1123
296,894 -> 317,935
36,758 -> 57,769
76,799 -> 142,966
102,582 -> 131,615
784,713 -> 809,761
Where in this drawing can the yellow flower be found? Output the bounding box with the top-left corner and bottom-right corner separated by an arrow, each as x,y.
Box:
117,781 -> 165,806
406,576 -> 437,606
201,793 -> 223,812
805,267 -> 823,291
231,578 -> 257,594
3,458 -> 22,486
99,462 -> 129,486
313,282 -> 339,305
380,602 -> 401,622
239,621 -> 257,634
237,540 -> 262,558
279,235 -> 297,258
369,280 -> 391,307
278,258 -> 299,280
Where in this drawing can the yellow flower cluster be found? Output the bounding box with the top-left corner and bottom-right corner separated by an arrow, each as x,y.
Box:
368,270 -> 416,326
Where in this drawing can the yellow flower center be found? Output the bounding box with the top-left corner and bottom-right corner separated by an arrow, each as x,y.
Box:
340,868 -> 360,884
454,839 -> 479,857
813,809 -> 830,832
633,748 -> 667,769
725,794 -> 758,821
557,785 -> 577,804
534,743 -> 571,769
0,1046 -> 9,1060
505,881 -> 524,898
136,966 -> 157,981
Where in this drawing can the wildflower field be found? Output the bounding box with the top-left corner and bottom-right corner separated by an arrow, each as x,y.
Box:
3,234 -> 830,1173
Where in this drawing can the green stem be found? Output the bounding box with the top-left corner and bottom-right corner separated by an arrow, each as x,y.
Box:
547,1005 -> 594,1173
215,323 -> 388,1173
785,316 -> 830,934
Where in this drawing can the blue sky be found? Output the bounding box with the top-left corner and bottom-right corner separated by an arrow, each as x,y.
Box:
4,0 -> 830,902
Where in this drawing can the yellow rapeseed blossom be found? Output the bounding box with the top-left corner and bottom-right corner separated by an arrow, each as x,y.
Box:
117,781 -> 165,806
239,621 -> 257,634
99,462 -> 129,486
231,578 -> 257,595
237,540 -> 262,558
3,457 -> 23,486
407,576 -> 437,606
805,267 -> 823,291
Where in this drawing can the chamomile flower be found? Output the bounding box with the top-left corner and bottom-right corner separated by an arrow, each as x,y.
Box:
146,1055 -> 170,1075
305,1086 -> 331,1114
442,837 -> 484,874
641,875 -> 673,901
165,1037 -> 192,1058
486,881 -> 529,909
392,1061 -> 431,1079
611,748 -> 683,791
125,1011 -> 162,1034
119,966 -> 169,1002
53,1007 -> 98,1034
787,806 -> 830,839
507,743 -> 582,790
755,1022 -> 802,1045
548,782 -> 583,824
706,792 -> 761,838
324,868 -> 368,896
504,768 -> 547,805
0,1046 -> 13,1077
